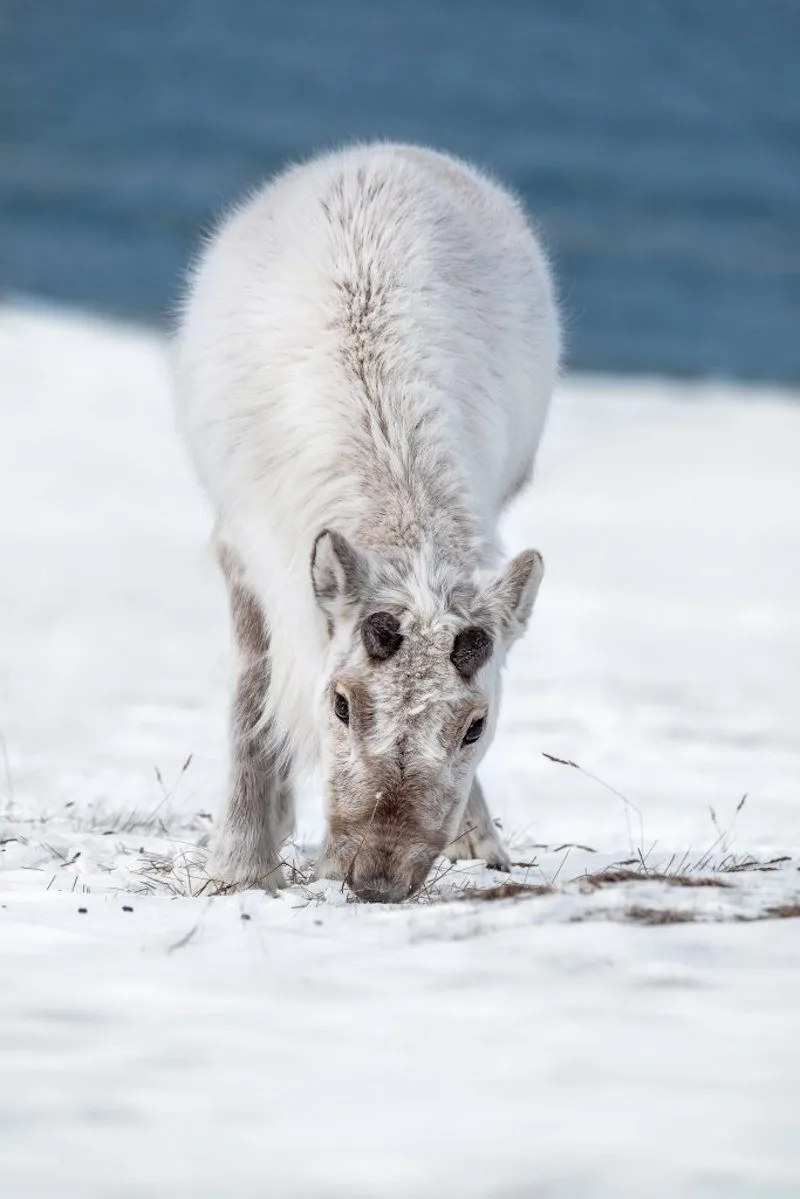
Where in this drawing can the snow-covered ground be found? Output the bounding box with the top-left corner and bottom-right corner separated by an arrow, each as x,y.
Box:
1,305 -> 799,1197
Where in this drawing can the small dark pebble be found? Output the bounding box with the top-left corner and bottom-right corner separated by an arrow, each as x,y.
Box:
78,907 -> 88,914
122,905 -> 133,913
314,919 -> 323,926
240,913 -> 251,921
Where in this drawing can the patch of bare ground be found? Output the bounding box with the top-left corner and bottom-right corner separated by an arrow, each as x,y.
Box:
580,867 -> 731,890
567,898 -> 800,926
625,905 -> 699,925
634,902 -> 800,925
456,881 -> 553,903
760,902 -> 800,920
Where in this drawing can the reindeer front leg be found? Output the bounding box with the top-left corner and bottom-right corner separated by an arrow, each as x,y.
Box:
445,776 -> 511,872
214,539 -> 294,892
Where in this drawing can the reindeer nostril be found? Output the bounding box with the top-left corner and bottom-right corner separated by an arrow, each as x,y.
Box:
352,873 -> 408,904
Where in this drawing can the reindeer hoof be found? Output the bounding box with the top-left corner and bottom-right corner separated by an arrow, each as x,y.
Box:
212,843 -> 287,894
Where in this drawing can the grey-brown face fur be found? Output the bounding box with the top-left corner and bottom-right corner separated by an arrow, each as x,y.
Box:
311,529 -> 543,902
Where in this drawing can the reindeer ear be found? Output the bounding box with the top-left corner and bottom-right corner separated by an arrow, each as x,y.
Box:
484,549 -> 544,640
310,529 -> 369,623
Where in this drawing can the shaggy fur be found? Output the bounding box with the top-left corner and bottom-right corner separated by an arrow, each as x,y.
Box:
173,142 -> 560,900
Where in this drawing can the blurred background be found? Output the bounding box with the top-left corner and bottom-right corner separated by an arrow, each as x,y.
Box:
2,0 -> 799,381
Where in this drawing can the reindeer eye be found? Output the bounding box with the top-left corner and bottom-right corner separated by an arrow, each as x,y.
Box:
462,716 -> 485,746
334,691 -> 350,725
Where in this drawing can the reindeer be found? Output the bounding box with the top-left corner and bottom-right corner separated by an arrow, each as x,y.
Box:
174,143 -> 560,902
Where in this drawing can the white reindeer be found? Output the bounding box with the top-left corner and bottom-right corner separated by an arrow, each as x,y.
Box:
174,143 -> 560,902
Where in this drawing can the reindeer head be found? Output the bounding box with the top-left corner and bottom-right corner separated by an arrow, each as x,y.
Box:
310,530 -> 543,902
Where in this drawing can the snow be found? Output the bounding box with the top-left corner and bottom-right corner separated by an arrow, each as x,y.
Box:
1,304 -> 799,1197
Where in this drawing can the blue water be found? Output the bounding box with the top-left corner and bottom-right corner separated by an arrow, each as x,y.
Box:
2,0 -> 799,380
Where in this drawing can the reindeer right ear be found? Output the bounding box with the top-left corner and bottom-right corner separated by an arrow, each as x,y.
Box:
310,529 -> 369,623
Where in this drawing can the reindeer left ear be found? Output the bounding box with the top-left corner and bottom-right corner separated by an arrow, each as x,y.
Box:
485,549 -> 544,639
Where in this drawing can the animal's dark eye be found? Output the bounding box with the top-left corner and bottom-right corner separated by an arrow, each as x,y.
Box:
462,716 -> 485,746
334,691 -> 350,725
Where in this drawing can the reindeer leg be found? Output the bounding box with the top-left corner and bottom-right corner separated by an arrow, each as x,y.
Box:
445,776 -> 511,871
213,538 -> 294,892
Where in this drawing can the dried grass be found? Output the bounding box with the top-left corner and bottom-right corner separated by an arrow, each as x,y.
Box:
762,902 -> 800,920
456,880 -> 553,902
5,744 -> 796,925
625,905 -> 699,925
580,866 -> 731,891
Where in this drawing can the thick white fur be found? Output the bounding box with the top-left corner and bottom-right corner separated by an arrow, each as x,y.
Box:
174,142 -> 560,775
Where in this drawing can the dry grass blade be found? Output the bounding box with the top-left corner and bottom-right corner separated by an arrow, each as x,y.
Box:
342,792 -> 383,893
718,854 -> 790,873
167,923 -> 200,953
542,751 -> 644,854
442,823 -> 478,854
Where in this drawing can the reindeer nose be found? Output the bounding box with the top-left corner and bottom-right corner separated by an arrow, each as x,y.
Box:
352,872 -> 411,904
